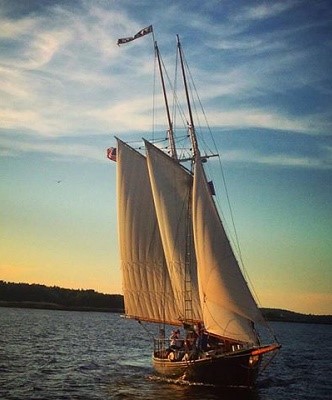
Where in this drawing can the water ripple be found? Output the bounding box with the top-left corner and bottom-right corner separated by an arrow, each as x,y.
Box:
1,308 -> 331,400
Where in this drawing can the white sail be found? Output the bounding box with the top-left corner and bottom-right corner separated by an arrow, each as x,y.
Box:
145,140 -> 202,322
116,139 -> 180,324
192,156 -> 264,344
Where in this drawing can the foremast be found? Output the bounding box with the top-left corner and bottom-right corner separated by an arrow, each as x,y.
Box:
155,41 -> 178,161
177,35 -> 199,159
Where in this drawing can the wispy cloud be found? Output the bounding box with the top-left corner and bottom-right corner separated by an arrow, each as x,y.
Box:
0,0 -> 331,170
206,109 -> 321,134
0,135 -> 104,162
235,1 -> 300,21
220,147 -> 332,170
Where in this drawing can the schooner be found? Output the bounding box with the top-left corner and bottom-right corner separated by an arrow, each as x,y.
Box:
108,26 -> 281,387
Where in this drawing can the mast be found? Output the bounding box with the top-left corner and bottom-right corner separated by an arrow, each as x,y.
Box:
177,35 -> 197,325
177,35 -> 199,159
155,41 -> 178,160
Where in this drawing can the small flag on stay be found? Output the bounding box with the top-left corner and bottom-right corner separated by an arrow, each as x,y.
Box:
117,25 -> 153,46
107,147 -> 117,162
208,180 -> 216,196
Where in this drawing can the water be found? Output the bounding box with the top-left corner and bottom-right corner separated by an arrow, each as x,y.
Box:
1,307 -> 331,399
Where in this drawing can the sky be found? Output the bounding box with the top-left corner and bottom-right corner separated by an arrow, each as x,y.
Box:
1,0 -> 331,315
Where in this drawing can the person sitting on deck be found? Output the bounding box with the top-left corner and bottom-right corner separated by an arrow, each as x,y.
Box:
183,330 -> 199,360
169,329 -> 182,349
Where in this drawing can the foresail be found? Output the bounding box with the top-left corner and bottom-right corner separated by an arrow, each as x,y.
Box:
145,140 -> 202,322
116,139 -> 180,324
192,157 -> 264,344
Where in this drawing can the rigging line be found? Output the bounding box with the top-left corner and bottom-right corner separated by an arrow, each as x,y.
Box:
161,52 -> 238,266
172,45 -> 179,135
151,26 -> 157,143
184,80 -> 246,261
156,45 -> 190,160
260,349 -> 280,373
152,33 -> 192,157
150,137 -> 168,144
162,258 -> 167,327
213,202 -> 273,336
215,153 -> 264,311
203,301 -> 251,342
174,48 -> 190,161
152,46 -> 158,143
183,68 -> 246,275
180,48 -> 215,155
159,46 -> 189,135
180,56 -> 243,248
137,320 -> 155,339
178,45 -> 263,310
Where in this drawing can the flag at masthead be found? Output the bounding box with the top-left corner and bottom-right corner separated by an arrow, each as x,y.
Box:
117,25 -> 153,46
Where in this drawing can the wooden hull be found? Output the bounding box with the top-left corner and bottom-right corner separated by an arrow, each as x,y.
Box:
153,349 -> 262,387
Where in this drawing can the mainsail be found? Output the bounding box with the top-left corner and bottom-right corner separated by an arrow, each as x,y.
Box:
145,140 -> 202,322
192,155 -> 264,344
116,138 -> 180,324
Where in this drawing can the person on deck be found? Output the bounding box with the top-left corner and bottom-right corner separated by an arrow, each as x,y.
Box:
196,322 -> 208,352
169,329 -> 181,349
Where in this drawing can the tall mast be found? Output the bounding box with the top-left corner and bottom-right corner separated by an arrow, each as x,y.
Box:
177,35 -> 196,325
155,41 -> 178,160
177,35 -> 199,159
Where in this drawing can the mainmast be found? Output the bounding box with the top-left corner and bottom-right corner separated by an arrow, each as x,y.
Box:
177,35 -> 199,159
155,41 -> 178,160
177,35 -> 198,325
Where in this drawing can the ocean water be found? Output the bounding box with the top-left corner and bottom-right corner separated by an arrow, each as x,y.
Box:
0,307 -> 331,400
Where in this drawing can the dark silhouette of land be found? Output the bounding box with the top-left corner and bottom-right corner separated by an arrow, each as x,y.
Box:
260,307 -> 331,324
0,281 -> 123,312
0,281 -> 331,323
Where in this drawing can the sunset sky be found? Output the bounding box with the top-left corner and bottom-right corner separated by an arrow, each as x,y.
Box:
1,0 -> 331,315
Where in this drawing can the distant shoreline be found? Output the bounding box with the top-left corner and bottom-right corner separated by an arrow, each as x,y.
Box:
0,301 -> 123,313
1,281 -> 331,324
0,281 -> 124,313
260,307 -> 332,325
1,301 -> 331,325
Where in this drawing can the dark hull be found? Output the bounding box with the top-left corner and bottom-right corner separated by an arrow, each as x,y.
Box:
153,349 -> 261,387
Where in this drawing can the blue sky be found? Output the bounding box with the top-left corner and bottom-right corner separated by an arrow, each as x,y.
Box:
1,0 -> 331,314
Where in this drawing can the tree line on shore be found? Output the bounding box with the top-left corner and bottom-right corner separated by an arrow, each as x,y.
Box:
0,281 -> 331,323
0,281 -> 124,312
